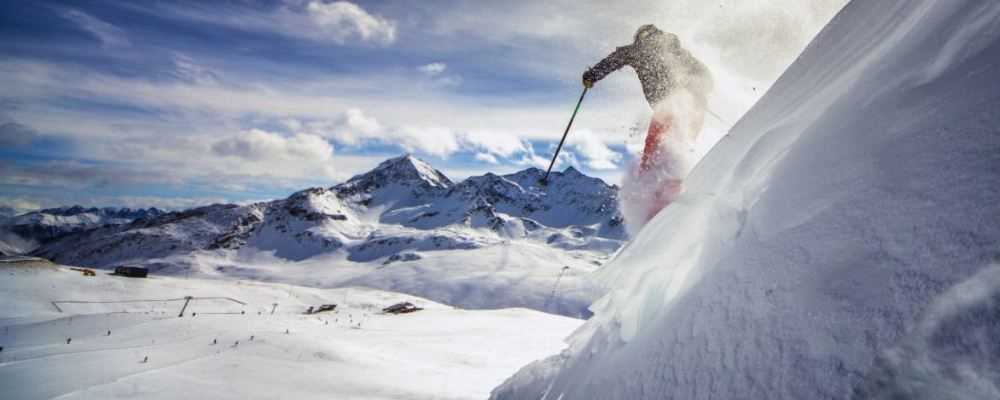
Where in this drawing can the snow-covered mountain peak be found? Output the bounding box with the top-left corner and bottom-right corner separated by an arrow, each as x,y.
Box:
26,205 -> 166,220
338,154 -> 453,194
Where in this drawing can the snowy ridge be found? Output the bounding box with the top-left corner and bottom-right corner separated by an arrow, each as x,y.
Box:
31,155 -> 624,317
493,1 -> 1000,398
0,206 -> 164,254
0,206 -> 17,220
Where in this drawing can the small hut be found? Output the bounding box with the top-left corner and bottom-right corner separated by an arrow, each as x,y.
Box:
113,266 -> 149,278
382,302 -> 422,314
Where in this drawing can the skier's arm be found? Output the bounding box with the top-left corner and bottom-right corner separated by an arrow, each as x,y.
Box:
583,45 -> 634,86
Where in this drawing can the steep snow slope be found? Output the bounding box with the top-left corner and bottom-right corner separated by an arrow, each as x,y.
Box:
0,261 -> 580,400
493,1 -> 1000,399
31,155 -> 622,317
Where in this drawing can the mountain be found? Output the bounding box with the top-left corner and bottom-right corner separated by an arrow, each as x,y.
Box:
31,155 -> 624,317
0,206 -> 17,220
0,206 -> 165,255
493,1 -> 1000,399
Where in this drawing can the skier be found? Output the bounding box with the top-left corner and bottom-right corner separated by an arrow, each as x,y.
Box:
582,24 -> 713,222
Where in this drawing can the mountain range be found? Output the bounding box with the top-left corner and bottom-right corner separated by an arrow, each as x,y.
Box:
9,155 -> 625,316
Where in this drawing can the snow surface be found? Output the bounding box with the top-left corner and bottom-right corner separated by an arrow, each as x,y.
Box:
30,155 -> 622,317
0,261 -> 580,400
493,1 -> 1000,399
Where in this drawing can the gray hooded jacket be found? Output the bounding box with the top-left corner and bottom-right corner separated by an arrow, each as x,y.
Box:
584,29 -> 713,107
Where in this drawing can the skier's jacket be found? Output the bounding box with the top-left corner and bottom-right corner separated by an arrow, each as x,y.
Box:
584,28 -> 713,107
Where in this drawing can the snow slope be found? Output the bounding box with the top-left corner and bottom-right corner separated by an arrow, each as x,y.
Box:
0,260 -> 580,400
31,155 -> 622,317
493,1 -> 1000,399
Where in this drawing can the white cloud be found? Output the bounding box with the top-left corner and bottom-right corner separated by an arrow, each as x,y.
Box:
0,196 -> 44,214
208,129 -> 349,183
474,152 -> 499,164
303,108 -> 382,146
417,63 -> 462,86
460,130 -> 529,161
303,1 -> 397,45
212,129 -> 334,163
389,126 -> 461,158
570,130 -> 623,170
515,142 -> 556,170
292,112 -> 532,161
419,62 -> 447,76
60,9 -> 130,47
140,0 -> 396,47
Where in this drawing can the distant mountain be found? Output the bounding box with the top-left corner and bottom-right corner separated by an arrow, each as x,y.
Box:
0,206 -> 17,220
34,154 -> 623,267
29,155 -> 624,317
1,206 -> 165,254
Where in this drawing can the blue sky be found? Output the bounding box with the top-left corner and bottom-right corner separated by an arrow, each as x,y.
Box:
0,0 -> 844,211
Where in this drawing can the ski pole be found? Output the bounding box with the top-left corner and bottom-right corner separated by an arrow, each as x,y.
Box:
540,87 -> 589,185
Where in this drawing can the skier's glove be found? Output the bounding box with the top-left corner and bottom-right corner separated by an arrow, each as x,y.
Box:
582,70 -> 595,88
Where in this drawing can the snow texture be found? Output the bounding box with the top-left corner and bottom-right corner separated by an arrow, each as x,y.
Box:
0,261 -> 580,400
493,1 -> 1000,399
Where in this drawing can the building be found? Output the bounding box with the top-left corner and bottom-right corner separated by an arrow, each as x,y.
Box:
113,266 -> 148,278
382,302 -> 422,314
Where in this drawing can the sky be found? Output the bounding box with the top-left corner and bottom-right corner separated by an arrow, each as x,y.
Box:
0,0 -> 847,212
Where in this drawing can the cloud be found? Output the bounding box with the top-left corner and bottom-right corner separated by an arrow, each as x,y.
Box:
302,1 -> 397,45
132,0 -> 396,46
417,62 -> 462,86
570,130 -> 623,170
461,130 -> 528,159
98,195 -> 229,210
514,142 -> 556,169
0,159 -> 180,189
0,194 -> 226,213
389,126 -> 461,158
419,62 -> 447,76
60,8 -> 130,47
299,108 -> 382,146
212,129 -> 334,163
208,129 -> 366,185
474,152 -> 499,164
171,53 -> 220,85
292,111 -> 532,161
0,196 -> 43,214
0,122 -> 37,147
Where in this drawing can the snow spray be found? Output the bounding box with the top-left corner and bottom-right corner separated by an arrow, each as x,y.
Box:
619,89 -> 703,236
